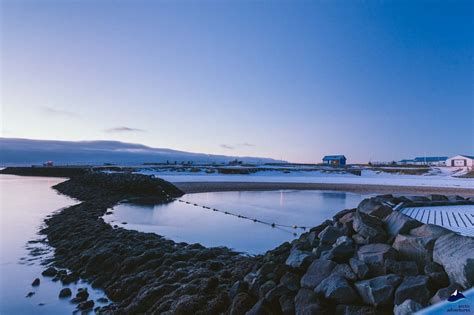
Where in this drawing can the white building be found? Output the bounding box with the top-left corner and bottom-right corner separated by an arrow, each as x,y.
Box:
446,155 -> 474,168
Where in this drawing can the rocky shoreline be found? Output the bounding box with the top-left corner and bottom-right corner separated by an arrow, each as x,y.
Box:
1,168 -> 473,314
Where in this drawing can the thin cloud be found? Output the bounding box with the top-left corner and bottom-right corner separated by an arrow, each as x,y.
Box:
40,106 -> 79,118
240,142 -> 256,147
104,126 -> 146,133
220,144 -> 234,150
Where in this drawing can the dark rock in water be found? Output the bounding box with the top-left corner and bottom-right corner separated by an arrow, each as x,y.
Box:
331,263 -> 357,281
318,226 -> 347,245
326,236 -> 354,262
384,259 -> 418,277
335,304 -> 381,315
300,259 -> 336,289
78,300 -> 94,310
58,288 -> 72,298
285,250 -> 315,269
433,233 -> 474,289
315,275 -> 359,304
229,292 -> 256,315
424,262 -> 449,288
71,288 -> 89,303
31,278 -> 40,286
430,284 -> 463,305
384,212 -> 422,242
354,274 -> 402,306
394,275 -> 431,306
41,266 -> 57,277
349,258 -> 369,280
353,212 -> 387,243
393,299 -> 423,315
25,292 -> 35,298
357,198 -> 393,219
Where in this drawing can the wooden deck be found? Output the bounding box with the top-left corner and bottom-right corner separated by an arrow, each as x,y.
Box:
399,205 -> 474,237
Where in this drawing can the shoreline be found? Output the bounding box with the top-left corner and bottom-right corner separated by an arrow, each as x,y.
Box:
175,181 -> 474,197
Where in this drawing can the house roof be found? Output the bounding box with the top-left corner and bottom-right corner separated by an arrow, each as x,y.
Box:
399,159 -> 416,163
413,157 -> 448,162
323,155 -> 346,161
457,155 -> 474,160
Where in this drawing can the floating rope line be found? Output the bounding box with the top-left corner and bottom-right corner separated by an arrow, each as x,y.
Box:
159,189 -> 308,235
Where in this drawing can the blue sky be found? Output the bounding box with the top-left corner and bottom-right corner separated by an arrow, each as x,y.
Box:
1,0 -> 473,163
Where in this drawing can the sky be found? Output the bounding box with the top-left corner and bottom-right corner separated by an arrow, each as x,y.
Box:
1,0 -> 473,163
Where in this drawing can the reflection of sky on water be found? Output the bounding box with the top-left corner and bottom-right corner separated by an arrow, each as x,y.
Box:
106,190 -> 368,255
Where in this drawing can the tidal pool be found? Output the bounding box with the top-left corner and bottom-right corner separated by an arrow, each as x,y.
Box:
104,190 -> 368,255
0,175 -> 107,314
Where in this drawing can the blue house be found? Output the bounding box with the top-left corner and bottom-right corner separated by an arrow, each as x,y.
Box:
322,155 -> 346,166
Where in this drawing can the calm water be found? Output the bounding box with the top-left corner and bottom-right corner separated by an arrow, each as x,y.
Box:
104,190 -> 367,255
0,175 -> 106,314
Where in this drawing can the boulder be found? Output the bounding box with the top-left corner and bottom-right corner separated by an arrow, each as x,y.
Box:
31,278 -> 40,286
349,258 -> 369,280
314,275 -> 359,304
429,284 -> 463,305
285,250 -> 315,270
333,208 -> 355,222
229,292 -> 256,315
280,272 -> 300,292
357,198 -> 393,219
59,288 -> 72,298
318,226 -> 346,245
354,274 -> 402,306
430,195 -> 448,201
229,281 -> 249,299
357,243 -> 397,276
78,300 -> 94,311
394,275 -> 431,306
338,212 -> 356,235
41,266 -> 58,277
353,212 -> 387,243
246,299 -> 273,315
424,262 -> 449,288
294,288 -> 328,315
392,234 -> 432,269
433,233 -> 474,289
384,212 -> 422,242
384,259 -> 418,277
335,305 -> 381,315
259,281 -> 277,299
326,236 -> 354,262
309,220 -> 333,235
331,264 -> 357,281
393,299 -> 422,315
410,224 -> 451,239
279,295 -> 295,315
300,259 -> 336,289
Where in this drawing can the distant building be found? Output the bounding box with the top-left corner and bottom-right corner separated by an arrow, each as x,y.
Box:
446,155 -> 474,168
322,155 -> 346,166
398,157 -> 447,166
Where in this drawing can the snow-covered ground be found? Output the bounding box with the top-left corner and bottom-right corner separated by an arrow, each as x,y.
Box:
135,168 -> 474,189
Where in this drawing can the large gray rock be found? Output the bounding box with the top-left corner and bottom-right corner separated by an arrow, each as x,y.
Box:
409,224 -> 451,239
353,212 -> 387,243
326,236 -> 354,262
246,298 -> 272,315
331,263 -> 357,281
349,258 -> 369,280
315,275 -> 359,304
424,262 -> 449,288
357,198 -> 393,219
354,274 -> 402,306
384,259 -> 418,277
392,234 -> 432,269
335,305 -> 382,315
393,299 -> 423,315
394,275 -> 431,306
357,243 -> 397,276
318,226 -> 346,245
229,292 -> 256,315
433,233 -> 474,289
294,288 -> 327,315
300,259 -> 336,289
280,272 -> 300,292
384,212 -> 422,242
286,250 -> 315,269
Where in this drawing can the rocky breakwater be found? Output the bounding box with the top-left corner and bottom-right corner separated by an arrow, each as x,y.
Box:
226,195 -> 474,315
40,172 -> 255,314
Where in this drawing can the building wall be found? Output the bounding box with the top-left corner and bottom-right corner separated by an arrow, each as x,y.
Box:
446,155 -> 474,167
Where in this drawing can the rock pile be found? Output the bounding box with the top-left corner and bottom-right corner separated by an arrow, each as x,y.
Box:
226,195 -> 474,314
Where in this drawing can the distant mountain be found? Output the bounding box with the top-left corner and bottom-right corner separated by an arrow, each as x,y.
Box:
0,138 -> 284,166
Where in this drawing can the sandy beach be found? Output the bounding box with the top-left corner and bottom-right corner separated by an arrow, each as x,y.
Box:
175,181 -> 474,197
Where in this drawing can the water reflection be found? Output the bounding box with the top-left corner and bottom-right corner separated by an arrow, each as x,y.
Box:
105,190 -> 368,255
